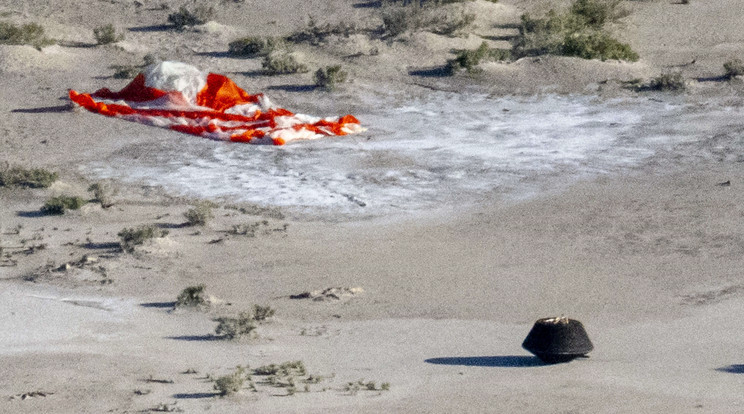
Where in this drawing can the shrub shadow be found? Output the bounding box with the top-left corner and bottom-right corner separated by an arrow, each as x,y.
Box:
173,392 -> 218,399
83,241 -> 121,250
266,84 -> 317,93
409,67 -> 449,78
696,75 -> 729,83
166,335 -> 222,342
481,34 -> 517,42
156,222 -> 188,229
57,40 -> 96,48
128,24 -> 172,32
194,51 -> 233,59
425,355 -> 546,367
16,211 -> 44,218
140,301 -> 176,309
353,0 -> 382,8
236,70 -> 267,77
716,364 -> 744,374
11,105 -> 73,114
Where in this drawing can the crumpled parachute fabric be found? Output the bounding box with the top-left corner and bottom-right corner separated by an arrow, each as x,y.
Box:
69,61 -> 365,145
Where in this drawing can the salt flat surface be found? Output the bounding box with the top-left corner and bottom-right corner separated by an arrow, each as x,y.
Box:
81,93 -> 744,220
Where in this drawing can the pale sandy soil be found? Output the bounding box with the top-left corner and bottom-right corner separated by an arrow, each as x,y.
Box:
2,0 -> 744,413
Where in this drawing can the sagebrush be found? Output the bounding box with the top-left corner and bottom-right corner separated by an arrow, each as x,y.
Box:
314,65 -> 348,90
184,203 -> 214,226
93,24 -> 124,45
0,21 -> 55,49
40,195 -> 86,215
513,0 -> 638,62
214,312 -> 256,339
381,5 -> 474,37
724,59 -> 744,79
647,72 -> 685,91
118,225 -> 168,253
168,6 -> 214,29
176,284 -> 208,308
213,366 -> 248,396
0,167 -> 57,188
446,41 -> 511,74
228,36 -> 286,57
262,51 -> 308,75
88,181 -> 116,208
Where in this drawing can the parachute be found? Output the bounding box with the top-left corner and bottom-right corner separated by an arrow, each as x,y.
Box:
69,61 -> 365,145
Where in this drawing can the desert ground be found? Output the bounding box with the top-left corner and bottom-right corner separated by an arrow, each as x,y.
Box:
2,0 -> 744,412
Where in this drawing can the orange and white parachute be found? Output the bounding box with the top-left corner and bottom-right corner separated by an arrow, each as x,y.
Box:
69,61 -> 365,145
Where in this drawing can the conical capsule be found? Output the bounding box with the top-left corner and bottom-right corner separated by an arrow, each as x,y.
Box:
522,317 -> 593,363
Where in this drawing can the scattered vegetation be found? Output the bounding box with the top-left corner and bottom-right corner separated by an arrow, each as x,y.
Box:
262,50 -> 309,75
647,71 -> 686,91
445,41 -> 511,74
0,21 -> 55,49
381,5 -> 475,37
252,304 -> 276,322
111,53 -> 160,79
227,220 -> 288,237
513,0 -> 638,62
343,379 -> 391,395
40,195 -> 87,215
213,366 -> 248,396
184,203 -> 214,226
228,36 -> 287,57
253,361 -> 307,377
314,65 -> 348,90
286,18 -> 364,45
88,181 -> 116,208
168,5 -> 214,30
93,24 -> 124,45
0,166 -> 57,188
724,59 -> 744,79
214,312 -> 257,340
118,225 -> 169,253
175,284 -> 208,308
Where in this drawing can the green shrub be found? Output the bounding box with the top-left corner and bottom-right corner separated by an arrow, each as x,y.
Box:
118,225 -> 169,253
88,181 -> 116,208
562,30 -> 638,61
253,361 -> 306,377
93,24 -> 124,45
513,0 -> 637,61
175,284 -> 208,308
429,9 -> 475,36
168,6 -> 214,30
252,304 -> 276,322
0,21 -> 55,49
214,312 -> 256,339
228,36 -> 286,57
213,366 -> 247,396
262,51 -> 309,75
0,167 -> 57,188
381,7 -> 422,37
446,41 -> 511,74
570,0 -> 624,28
647,72 -> 685,91
286,19 -> 361,45
314,65 -> 348,90
381,5 -> 474,37
184,203 -> 214,226
40,195 -> 87,215
110,54 -> 159,79
724,59 -> 744,79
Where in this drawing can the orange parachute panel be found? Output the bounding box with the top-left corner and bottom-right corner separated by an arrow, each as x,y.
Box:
70,63 -> 364,145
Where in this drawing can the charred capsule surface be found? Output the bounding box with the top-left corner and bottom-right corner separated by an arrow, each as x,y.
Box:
522,317 -> 593,363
